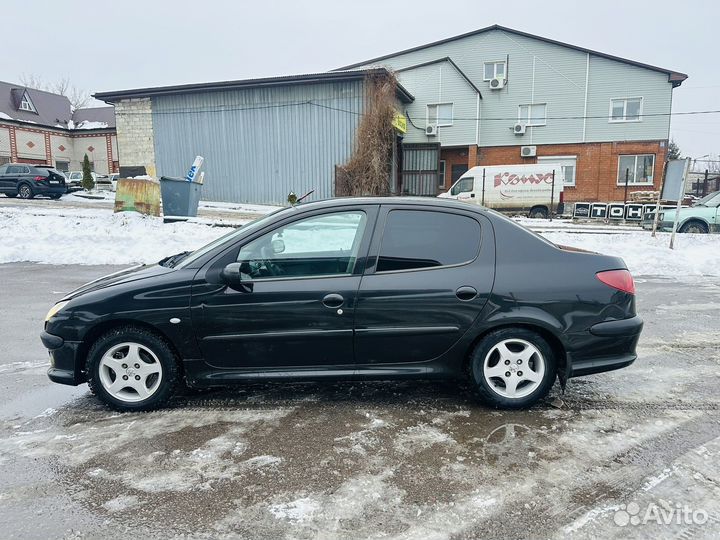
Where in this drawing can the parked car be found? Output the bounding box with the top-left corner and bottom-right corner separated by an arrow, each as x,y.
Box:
64,171 -> 110,192
0,163 -> 66,199
42,197 -> 642,412
439,164 -> 565,218
642,191 -> 720,233
108,173 -> 120,191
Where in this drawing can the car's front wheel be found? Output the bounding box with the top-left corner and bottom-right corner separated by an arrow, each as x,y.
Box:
469,328 -> 556,409
86,326 -> 180,412
679,220 -> 708,234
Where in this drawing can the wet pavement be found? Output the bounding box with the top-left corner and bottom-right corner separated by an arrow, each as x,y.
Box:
1,263 -> 719,539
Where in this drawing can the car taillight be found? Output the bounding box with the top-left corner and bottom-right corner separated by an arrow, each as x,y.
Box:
596,269 -> 635,295
33,176 -> 46,182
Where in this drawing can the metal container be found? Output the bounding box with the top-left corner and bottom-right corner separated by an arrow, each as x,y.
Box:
160,176 -> 203,218
114,178 -> 161,216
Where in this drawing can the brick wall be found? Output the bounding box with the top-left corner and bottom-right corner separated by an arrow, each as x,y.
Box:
473,140 -> 667,202
113,98 -> 156,176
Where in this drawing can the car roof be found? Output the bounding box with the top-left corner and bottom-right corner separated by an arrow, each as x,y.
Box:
292,196 -> 489,214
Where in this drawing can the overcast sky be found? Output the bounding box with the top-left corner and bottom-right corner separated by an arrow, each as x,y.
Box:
6,0 -> 719,160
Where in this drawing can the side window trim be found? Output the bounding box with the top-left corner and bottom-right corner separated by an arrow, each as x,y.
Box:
363,206 -> 483,276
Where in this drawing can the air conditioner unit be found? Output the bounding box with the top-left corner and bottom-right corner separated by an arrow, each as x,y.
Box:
426,124 -> 438,136
513,123 -> 526,135
489,77 -> 505,90
520,145 -> 537,157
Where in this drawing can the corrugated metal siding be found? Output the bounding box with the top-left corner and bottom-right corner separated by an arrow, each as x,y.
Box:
351,28 -> 673,147
151,80 -> 364,204
396,61 -> 479,146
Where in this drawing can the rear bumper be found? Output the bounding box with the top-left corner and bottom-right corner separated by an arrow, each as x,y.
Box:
35,184 -> 67,195
567,316 -> 643,378
41,331 -> 85,386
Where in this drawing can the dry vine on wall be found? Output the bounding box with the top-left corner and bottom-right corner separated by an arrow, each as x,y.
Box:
336,73 -> 398,196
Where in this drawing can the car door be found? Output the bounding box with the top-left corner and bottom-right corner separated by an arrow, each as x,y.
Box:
353,205 -> 495,368
0,165 -> 8,192
1,165 -> 22,192
191,205 -> 378,371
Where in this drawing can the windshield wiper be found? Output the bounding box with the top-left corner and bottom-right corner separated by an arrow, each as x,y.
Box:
158,251 -> 192,268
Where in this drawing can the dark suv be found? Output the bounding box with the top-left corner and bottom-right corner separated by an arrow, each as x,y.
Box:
0,163 -> 67,199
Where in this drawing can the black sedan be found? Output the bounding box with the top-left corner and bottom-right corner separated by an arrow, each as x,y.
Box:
41,197 -> 643,411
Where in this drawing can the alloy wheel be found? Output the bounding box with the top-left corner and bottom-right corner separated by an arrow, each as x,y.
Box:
19,185 -> 32,199
483,338 -> 546,399
98,342 -> 163,402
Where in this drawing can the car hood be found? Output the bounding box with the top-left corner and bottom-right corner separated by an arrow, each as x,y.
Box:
62,264 -> 175,300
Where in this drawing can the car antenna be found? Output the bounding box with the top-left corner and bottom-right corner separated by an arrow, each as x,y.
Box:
287,189 -> 315,207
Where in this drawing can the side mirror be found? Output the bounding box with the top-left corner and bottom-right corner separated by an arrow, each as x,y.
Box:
220,262 -> 243,285
271,238 -> 285,254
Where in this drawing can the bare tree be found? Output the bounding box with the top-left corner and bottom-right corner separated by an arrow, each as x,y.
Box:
19,74 -> 91,111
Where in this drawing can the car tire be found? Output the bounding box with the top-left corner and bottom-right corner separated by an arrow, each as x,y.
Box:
469,328 -> 556,409
5,193 -> 17,198
679,220 -> 708,234
529,206 -> 549,219
18,184 -> 34,199
50,194 -> 62,200
86,326 -> 181,412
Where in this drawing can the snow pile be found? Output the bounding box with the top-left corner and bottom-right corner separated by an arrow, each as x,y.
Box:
0,112 -> 13,120
542,230 -> 720,277
0,207 -> 233,266
74,120 -> 108,130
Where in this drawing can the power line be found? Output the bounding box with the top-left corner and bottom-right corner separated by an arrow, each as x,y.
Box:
114,99 -> 720,122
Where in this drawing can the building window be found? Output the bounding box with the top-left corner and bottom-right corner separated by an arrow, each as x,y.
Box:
0,156 -> 10,166
438,160 -> 446,188
483,61 -> 506,81
617,154 -> 655,185
427,103 -> 453,127
19,92 -> 36,112
55,160 -> 69,172
609,97 -> 642,122
537,156 -> 577,186
518,103 -> 547,126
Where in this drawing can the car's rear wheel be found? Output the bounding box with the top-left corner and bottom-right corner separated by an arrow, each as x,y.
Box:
18,184 -> 34,199
86,326 -> 180,412
679,220 -> 708,234
529,206 -> 549,219
5,193 -> 17,198
469,328 -> 556,409
50,194 -> 62,200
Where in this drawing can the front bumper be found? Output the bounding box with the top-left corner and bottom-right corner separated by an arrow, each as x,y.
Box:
567,316 -> 643,378
41,330 -> 85,386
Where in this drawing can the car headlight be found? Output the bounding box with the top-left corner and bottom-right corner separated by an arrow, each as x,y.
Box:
45,300 -> 69,321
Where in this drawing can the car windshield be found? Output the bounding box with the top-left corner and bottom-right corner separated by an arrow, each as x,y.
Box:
173,206 -> 293,269
694,191 -> 720,207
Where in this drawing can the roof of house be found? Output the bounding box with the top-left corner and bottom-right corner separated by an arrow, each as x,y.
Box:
72,106 -> 116,129
336,24 -> 688,87
395,57 -> 483,97
93,68 -> 415,103
0,80 -> 72,127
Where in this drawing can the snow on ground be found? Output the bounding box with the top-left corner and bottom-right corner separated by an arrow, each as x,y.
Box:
0,203 -> 719,276
0,207 -> 233,266
541,230 -> 720,277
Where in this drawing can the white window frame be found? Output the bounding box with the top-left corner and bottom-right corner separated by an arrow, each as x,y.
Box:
483,61 -> 507,81
518,103 -> 547,127
616,154 -> 655,186
609,97 -> 643,123
19,92 -> 36,112
537,155 -> 577,187
426,103 -> 454,127
438,160 -> 446,188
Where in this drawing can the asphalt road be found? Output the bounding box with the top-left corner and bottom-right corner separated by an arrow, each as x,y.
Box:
1,263 -> 719,539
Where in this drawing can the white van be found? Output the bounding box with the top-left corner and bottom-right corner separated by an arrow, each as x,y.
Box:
439,164 -> 565,218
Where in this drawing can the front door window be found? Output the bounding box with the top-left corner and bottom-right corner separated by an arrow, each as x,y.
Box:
237,211 -> 367,279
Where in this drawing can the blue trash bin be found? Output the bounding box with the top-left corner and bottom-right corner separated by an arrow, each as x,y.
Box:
160,176 -> 203,218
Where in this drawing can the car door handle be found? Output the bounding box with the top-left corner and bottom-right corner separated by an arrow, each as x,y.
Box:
322,293 -> 345,308
455,286 -> 478,301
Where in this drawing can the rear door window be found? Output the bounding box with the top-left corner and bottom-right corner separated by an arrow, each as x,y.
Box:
7,166 -> 21,174
376,210 -> 481,272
